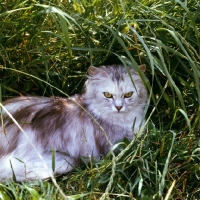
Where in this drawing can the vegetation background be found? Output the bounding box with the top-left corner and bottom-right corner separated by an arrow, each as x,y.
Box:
0,0 -> 200,199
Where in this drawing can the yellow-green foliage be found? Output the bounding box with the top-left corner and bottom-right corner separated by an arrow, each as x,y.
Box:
0,0 -> 199,199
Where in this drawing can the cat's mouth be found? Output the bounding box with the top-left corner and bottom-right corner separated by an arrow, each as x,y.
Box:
115,109 -> 126,114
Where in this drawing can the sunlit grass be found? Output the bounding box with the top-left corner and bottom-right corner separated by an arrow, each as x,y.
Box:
0,0 -> 200,199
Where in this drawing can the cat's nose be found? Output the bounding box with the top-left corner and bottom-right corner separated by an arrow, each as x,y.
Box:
115,106 -> 122,111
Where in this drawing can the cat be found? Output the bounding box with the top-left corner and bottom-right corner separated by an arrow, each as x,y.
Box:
0,64 -> 148,182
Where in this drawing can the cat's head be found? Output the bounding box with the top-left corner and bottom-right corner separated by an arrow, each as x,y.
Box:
83,65 -> 148,123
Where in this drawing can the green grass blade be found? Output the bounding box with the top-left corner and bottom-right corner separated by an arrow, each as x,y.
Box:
159,131 -> 176,196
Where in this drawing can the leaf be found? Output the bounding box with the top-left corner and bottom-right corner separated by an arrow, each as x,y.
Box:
52,148 -> 55,173
24,185 -> 41,200
65,193 -> 90,199
159,131 -> 176,196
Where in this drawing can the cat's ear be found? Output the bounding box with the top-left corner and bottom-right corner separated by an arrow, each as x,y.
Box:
139,64 -> 146,73
88,66 -> 108,77
130,64 -> 146,74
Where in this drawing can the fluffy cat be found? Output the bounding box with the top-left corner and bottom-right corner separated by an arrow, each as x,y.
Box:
0,64 -> 148,181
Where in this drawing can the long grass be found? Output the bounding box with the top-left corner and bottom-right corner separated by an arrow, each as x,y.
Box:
0,0 -> 200,199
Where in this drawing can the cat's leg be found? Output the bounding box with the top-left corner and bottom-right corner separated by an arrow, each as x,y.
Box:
26,152 -> 76,179
0,154 -> 29,181
0,153 -> 75,181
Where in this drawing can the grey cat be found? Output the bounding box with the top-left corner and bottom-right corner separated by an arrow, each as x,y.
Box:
0,64 -> 148,181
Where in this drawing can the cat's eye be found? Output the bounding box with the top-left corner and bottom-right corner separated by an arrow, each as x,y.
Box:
124,92 -> 133,98
103,92 -> 113,98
